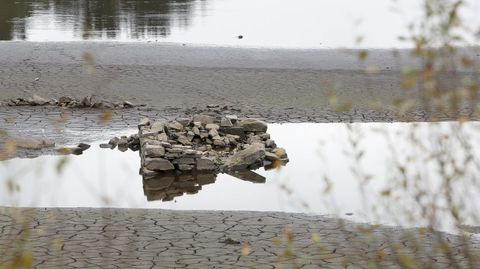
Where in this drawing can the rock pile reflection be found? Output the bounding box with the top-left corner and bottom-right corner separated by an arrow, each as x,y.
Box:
143,164 -> 282,202
143,171 -> 216,201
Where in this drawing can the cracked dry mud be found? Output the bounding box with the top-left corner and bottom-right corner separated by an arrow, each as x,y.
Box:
2,43 -> 480,268
0,208 -> 479,269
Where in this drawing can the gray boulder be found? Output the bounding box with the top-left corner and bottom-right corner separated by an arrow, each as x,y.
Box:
144,145 -> 165,157
205,123 -> 220,130
32,95 -> 49,105
197,158 -> 216,171
225,115 -> 238,123
193,115 -> 215,126
150,121 -> 165,133
167,121 -> 184,131
138,118 -> 150,127
224,143 -> 265,171
238,119 -> 267,132
145,159 -> 175,171
220,118 -> 233,127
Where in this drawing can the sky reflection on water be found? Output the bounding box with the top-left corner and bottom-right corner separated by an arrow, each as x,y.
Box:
2,122 -> 480,233
1,0 -> 479,48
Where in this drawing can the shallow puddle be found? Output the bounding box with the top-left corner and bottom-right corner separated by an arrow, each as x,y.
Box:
2,122 -> 480,234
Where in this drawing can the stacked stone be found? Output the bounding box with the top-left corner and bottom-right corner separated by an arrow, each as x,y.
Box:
137,114 -> 289,202
2,95 -> 136,109
100,135 -> 140,151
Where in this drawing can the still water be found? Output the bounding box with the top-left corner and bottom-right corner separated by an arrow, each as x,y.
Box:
1,0 -> 479,48
2,122 -> 480,233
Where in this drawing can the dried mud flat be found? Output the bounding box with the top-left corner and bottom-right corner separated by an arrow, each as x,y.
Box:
1,42 -> 479,157
2,43 -> 480,268
0,208 -> 479,269
1,42 -> 479,123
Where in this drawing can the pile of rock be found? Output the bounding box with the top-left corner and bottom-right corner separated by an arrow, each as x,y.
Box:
136,114 -> 289,201
2,95 -> 137,109
100,135 -> 140,152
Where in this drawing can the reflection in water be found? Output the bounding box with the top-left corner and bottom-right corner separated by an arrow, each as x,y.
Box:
144,169 -> 269,202
0,0 -> 205,40
2,123 -> 480,234
144,171 -> 216,201
143,162 -> 289,201
1,0 -> 479,47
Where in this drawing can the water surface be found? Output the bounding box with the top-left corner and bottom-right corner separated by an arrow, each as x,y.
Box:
2,122 -> 480,234
1,0 -> 479,48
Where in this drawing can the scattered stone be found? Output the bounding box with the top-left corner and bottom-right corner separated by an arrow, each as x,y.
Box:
56,146 -> 84,155
265,139 -> 276,148
144,145 -> 165,157
2,95 -> 139,109
176,118 -> 191,127
177,136 -> 192,146
208,128 -> 219,138
138,118 -> 150,127
77,143 -> 91,151
117,137 -> 129,147
172,157 -> 196,165
32,95 -> 49,105
123,101 -> 135,108
145,159 -> 175,171
205,123 -> 220,130
192,127 -> 200,136
158,133 -> 169,142
192,115 -> 215,126
108,137 -> 120,148
219,126 -> 245,138
220,118 -> 233,127
177,164 -> 194,171
58,96 -> 74,105
100,143 -> 114,149
273,148 -> 287,158
224,143 -> 266,171
238,119 -> 268,132
213,139 -> 226,147
225,115 -> 238,123
196,158 -> 216,171
259,133 -> 271,140
220,238 -> 241,245
81,96 -> 91,107
150,122 -> 165,133
265,151 -> 280,161
167,121 -> 184,131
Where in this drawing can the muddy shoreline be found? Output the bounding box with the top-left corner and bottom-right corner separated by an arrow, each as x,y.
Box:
1,42 -> 478,122
1,42 -> 479,158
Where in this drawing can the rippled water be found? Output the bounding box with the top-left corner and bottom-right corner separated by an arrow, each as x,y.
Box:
1,0 -> 479,48
2,122 -> 480,233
